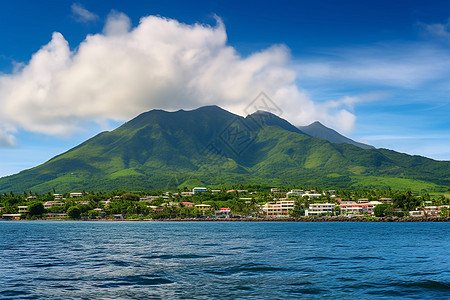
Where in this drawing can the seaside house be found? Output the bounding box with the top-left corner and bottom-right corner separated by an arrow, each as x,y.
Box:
215,207 -> 231,218
195,204 -> 212,213
1,214 -> 22,220
261,199 -> 295,216
340,202 -> 374,216
305,203 -> 335,216
47,213 -> 67,218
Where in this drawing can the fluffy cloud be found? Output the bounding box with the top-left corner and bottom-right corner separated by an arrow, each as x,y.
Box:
71,3 -> 98,23
0,128 -> 17,147
0,12 -> 356,145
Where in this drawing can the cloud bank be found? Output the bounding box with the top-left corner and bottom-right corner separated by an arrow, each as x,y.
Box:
71,3 -> 98,23
0,12 -> 356,145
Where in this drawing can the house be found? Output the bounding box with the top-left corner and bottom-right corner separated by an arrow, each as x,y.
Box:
215,208 -> 231,218
409,210 -> 425,217
139,196 -> 159,202
192,187 -> 207,193
422,206 -> 449,216
47,213 -> 67,218
70,193 -> 83,198
286,190 -> 304,197
305,203 -> 335,216
53,194 -> 63,199
18,206 -> 28,213
76,201 -> 89,205
379,198 -> 393,204
182,202 -> 195,208
270,188 -> 280,193
261,199 -> 295,216
44,201 -> 65,209
2,214 -> 21,220
181,192 -> 194,196
195,204 -> 212,213
304,192 -> 322,198
340,202 -> 374,216
211,190 -> 222,194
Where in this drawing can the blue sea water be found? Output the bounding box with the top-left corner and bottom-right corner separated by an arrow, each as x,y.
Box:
0,221 -> 449,299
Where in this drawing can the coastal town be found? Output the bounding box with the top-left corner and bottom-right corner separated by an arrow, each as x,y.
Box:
1,186 -> 449,221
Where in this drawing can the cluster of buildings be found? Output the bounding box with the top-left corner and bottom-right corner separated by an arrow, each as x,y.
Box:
1,187 -> 449,220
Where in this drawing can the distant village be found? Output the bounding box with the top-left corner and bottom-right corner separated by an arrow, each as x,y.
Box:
1,186 -> 449,221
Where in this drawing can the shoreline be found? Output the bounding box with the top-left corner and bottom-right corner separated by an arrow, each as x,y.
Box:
3,216 -> 450,222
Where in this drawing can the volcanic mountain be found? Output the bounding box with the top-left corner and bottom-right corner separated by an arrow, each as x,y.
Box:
0,105 -> 449,193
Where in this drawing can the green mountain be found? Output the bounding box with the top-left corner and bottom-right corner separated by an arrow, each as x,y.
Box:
298,121 -> 374,149
1,105 -> 449,193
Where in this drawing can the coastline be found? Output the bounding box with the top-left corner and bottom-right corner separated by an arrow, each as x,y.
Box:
4,216 -> 450,222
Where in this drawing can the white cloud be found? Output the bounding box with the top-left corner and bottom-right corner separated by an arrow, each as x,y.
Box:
0,13 -> 357,145
296,44 -> 450,89
71,3 -> 98,23
0,129 -> 17,147
420,18 -> 450,41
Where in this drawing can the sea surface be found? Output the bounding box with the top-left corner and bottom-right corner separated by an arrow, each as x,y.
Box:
0,221 -> 449,299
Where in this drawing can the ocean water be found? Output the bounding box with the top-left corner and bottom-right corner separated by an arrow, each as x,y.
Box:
0,221 -> 449,299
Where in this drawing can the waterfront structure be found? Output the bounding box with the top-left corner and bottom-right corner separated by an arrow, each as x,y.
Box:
215,208 -> 231,218
340,202 -> 374,216
305,203 -> 335,216
261,199 -> 295,216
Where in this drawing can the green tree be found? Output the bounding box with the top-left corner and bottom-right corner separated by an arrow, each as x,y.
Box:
28,202 -> 45,217
374,204 -> 393,217
67,206 -> 81,219
290,201 -> 305,217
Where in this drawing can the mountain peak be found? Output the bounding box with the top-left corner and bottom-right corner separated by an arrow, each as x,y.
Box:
298,121 -> 374,149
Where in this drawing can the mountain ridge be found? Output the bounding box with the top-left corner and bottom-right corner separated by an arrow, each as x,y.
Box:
0,105 -> 449,193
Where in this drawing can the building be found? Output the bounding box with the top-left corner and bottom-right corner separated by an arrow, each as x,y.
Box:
18,206 -> 28,213
303,192 -> 323,199
261,199 -> 295,216
47,213 -> 67,218
181,192 -> 194,196
340,202 -> 374,216
409,210 -> 425,217
305,203 -> 335,216
182,202 -> 195,208
286,190 -> 304,197
192,187 -> 207,193
270,188 -> 280,193
215,208 -> 231,218
195,204 -> 211,213
70,193 -> 83,198
2,214 -> 21,220
44,201 -> 65,209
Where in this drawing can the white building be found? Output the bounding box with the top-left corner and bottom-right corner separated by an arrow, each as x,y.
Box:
305,203 -> 335,216
70,193 -> 83,198
192,187 -> 208,193
261,199 -> 295,216
286,190 -> 304,197
340,202 -> 374,216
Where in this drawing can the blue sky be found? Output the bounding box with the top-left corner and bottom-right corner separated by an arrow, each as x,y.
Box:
1,0 -> 450,178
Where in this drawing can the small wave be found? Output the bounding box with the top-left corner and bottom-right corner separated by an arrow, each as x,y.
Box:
96,275 -> 173,287
143,254 -> 212,259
